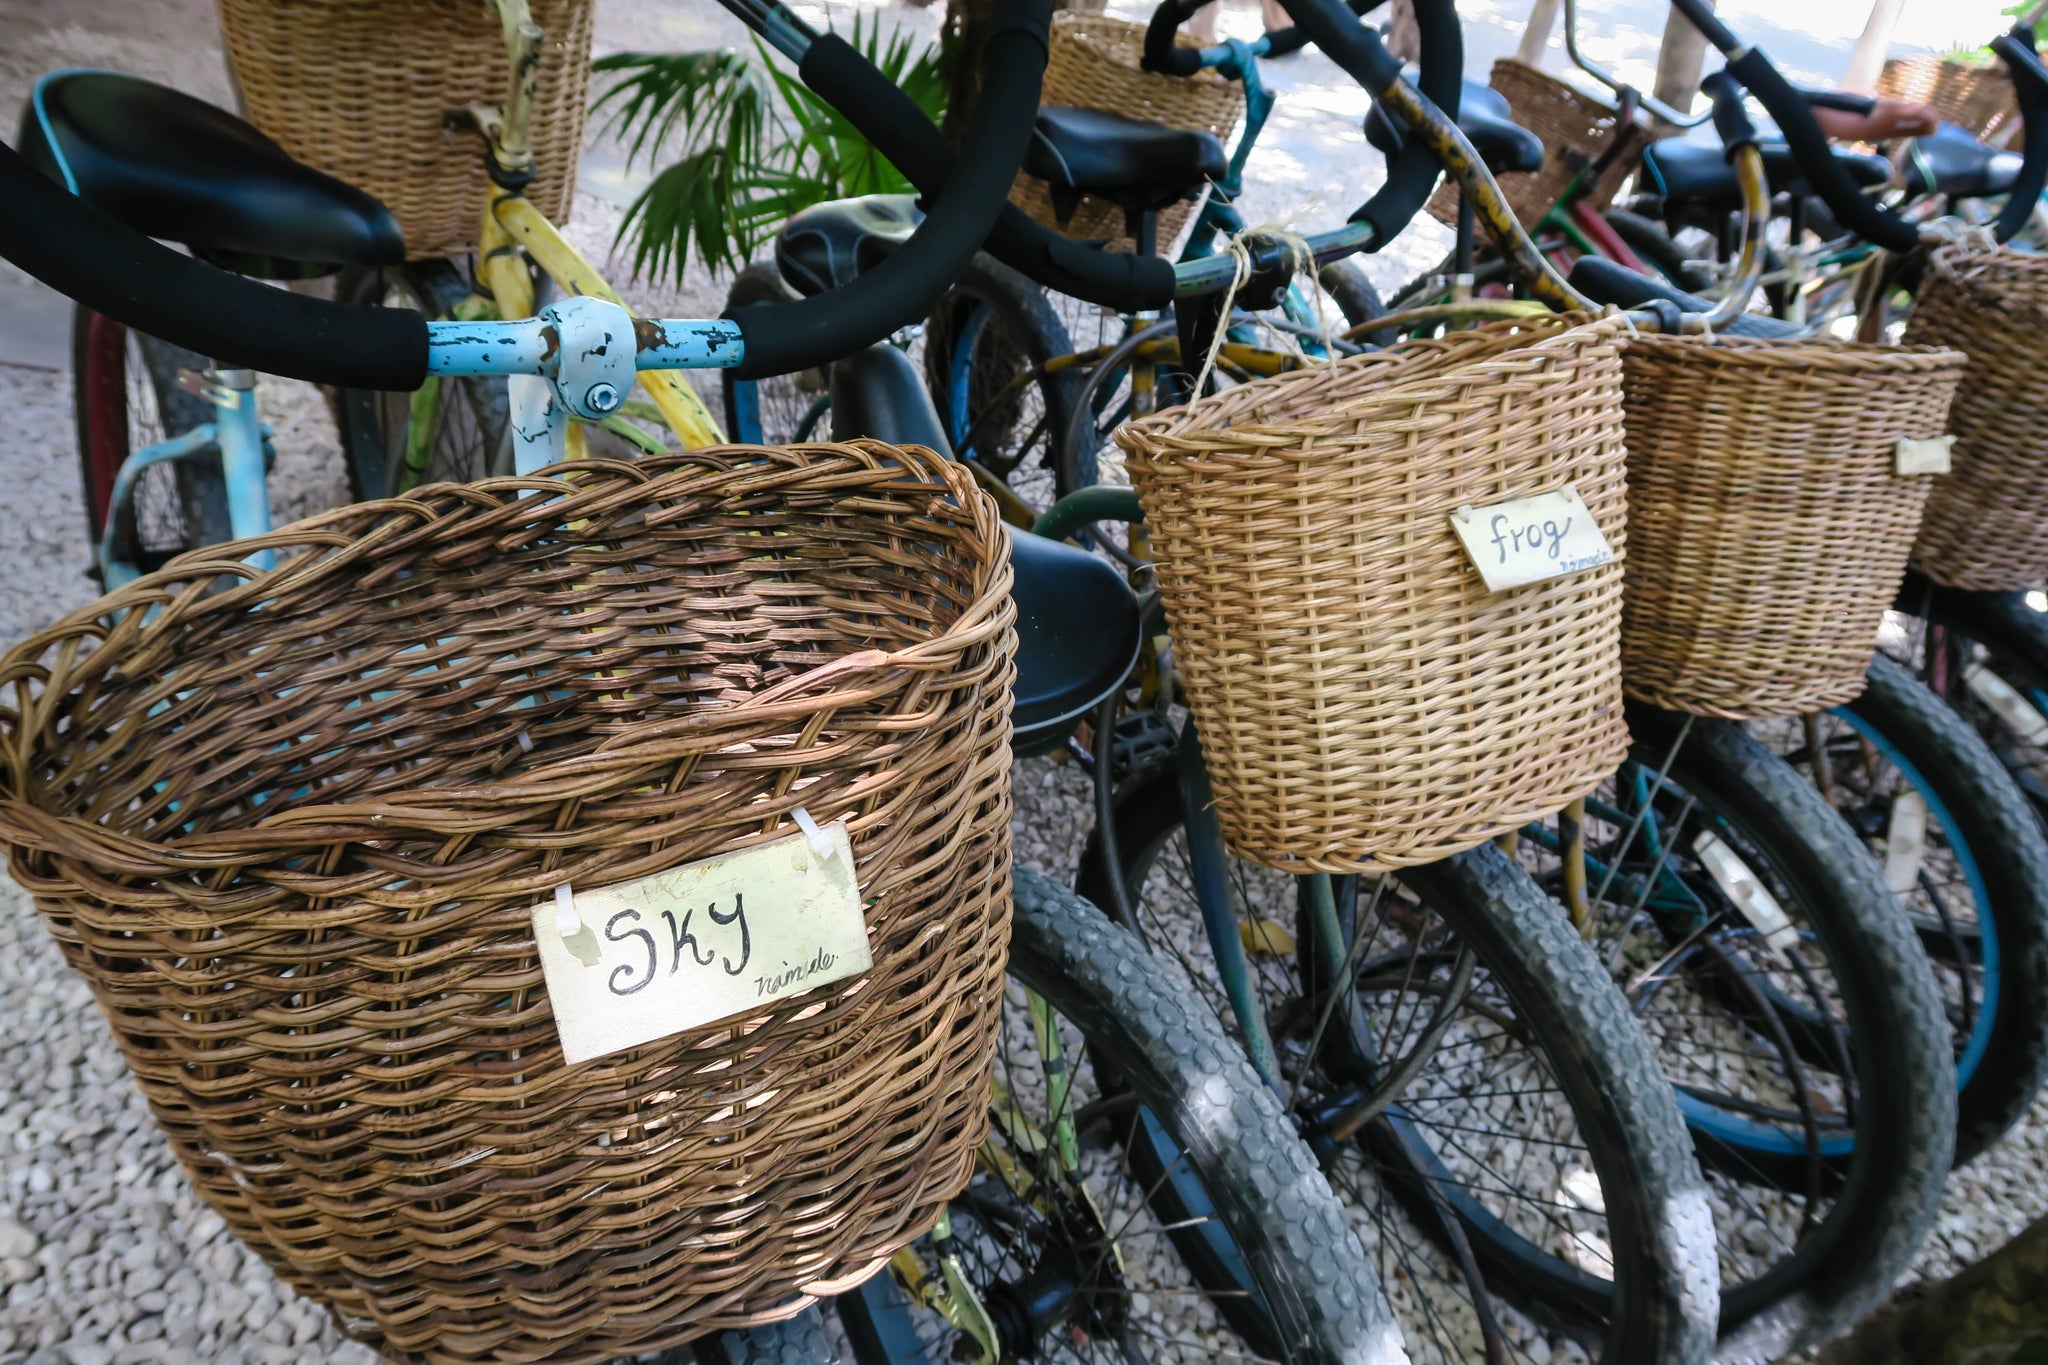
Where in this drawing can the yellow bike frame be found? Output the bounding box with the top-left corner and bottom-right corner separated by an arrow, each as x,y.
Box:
402,0 -> 723,482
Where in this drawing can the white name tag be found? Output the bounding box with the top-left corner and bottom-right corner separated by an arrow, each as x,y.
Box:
1450,485 -> 1615,593
532,820 -> 872,1065
1896,435 -> 1954,475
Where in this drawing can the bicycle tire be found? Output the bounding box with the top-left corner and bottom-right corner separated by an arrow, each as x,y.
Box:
720,263 -> 831,445
1078,771 -> 1719,1365
332,259 -> 511,497
71,305 -> 231,570
1903,584 -> 2048,826
1786,654 -> 2048,1164
1622,709 -> 1956,1361
1601,209 -> 1717,294
924,253 -> 1083,508
1316,259 -> 1391,346
689,1308 -> 839,1365
1006,865 -> 1399,1363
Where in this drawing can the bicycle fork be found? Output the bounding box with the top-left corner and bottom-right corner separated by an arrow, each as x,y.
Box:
98,366 -> 272,588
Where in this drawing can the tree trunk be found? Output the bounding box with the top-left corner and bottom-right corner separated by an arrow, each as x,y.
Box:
1816,1214 -> 2048,1365
1516,0 -> 1562,69
1652,0 -> 1714,122
943,0 -> 1102,142
1841,0 -> 1908,93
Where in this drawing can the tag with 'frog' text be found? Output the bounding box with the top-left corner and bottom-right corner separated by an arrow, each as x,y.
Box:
1450,485 -> 1615,593
532,820 -> 872,1064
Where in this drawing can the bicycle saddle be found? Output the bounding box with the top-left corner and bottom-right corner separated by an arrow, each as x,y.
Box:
1641,136 -> 1893,213
774,193 -> 923,298
1902,122 -> 2022,200
1024,106 -> 1227,222
820,344 -> 1142,752
17,70 -> 403,277
1568,255 -> 1802,338
1364,79 -> 1545,176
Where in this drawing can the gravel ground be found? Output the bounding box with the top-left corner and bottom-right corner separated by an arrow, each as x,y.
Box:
2,0 -> 2047,1362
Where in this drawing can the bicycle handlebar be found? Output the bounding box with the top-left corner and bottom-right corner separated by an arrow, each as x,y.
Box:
0,138 -> 430,389
1993,26 -> 2048,241
723,0 -> 1049,378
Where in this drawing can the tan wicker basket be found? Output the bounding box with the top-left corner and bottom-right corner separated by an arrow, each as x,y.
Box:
1879,53 -> 2015,144
1115,313 -> 1631,873
216,0 -> 596,260
1619,335 -> 1966,718
1010,11 -> 1244,254
1427,59 -> 1646,229
0,444 -> 1015,1363
1906,244 -> 2048,589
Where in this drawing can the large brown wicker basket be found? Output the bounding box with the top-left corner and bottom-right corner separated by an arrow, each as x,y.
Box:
1010,11 -> 1243,254
1879,53 -> 2015,143
1427,59 -> 1647,229
1115,313 -> 1631,873
1619,335 -> 1966,718
0,445 -> 1016,1364
1906,244 -> 2048,590
216,0 -> 596,260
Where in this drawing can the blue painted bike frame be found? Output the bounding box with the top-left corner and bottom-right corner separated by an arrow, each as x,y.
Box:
96,300 -> 745,586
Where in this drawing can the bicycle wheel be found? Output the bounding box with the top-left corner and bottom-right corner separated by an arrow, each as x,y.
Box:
721,263 -> 832,445
332,259 -> 511,497
689,1308 -> 839,1365
1600,210 -> 1716,295
860,867 -> 1397,1364
923,254 -> 1082,509
1755,653 -> 2048,1164
1078,766 -> 1719,1365
71,304 -> 231,571
1899,582 -> 2048,825
1524,710 -> 1954,1358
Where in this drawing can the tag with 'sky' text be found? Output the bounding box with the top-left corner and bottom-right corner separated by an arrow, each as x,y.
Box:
1450,484 -> 1615,593
532,821 -> 872,1065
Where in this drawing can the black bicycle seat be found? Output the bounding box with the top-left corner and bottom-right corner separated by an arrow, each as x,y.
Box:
1008,527 -> 1143,749
774,193 -> 923,298
1902,122 -> 2022,200
814,342 -> 1142,752
1568,255 -> 1802,337
16,70 -> 403,277
1642,137 -> 1893,213
1365,79 -> 1545,176
1024,106 -> 1227,221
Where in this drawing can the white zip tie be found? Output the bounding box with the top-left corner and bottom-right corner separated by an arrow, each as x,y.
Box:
791,806 -> 836,862
517,732 -> 534,753
553,883 -> 581,938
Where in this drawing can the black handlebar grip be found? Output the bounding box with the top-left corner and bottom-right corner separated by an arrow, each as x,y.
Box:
1263,25 -> 1309,56
1275,0 -> 1461,247
1724,47 -> 1919,252
725,2 -> 1051,378
1701,70 -> 1758,156
1142,0 -> 1206,76
0,139 -> 428,390
1994,27 -> 2048,243
797,21 -> 1177,312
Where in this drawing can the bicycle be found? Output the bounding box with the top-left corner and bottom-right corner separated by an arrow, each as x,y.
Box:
0,5 -> 1407,1361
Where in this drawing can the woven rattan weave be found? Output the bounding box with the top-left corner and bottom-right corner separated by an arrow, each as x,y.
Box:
1879,54 -> 2016,143
1116,312 -> 1631,873
217,0 -> 595,259
1619,334 -> 1965,717
1906,243 -> 2048,590
0,444 -> 1015,1363
1008,11 -> 1243,255
1426,59 -> 1645,229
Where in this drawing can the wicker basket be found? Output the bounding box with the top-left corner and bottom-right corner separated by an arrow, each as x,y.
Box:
1010,11 -> 1244,255
1115,313 -> 1631,873
1619,335 -> 1966,718
1427,59 -> 1646,229
0,445 -> 1015,1363
216,0 -> 596,260
1879,53 -> 2015,144
1906,244 -> 2048,589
